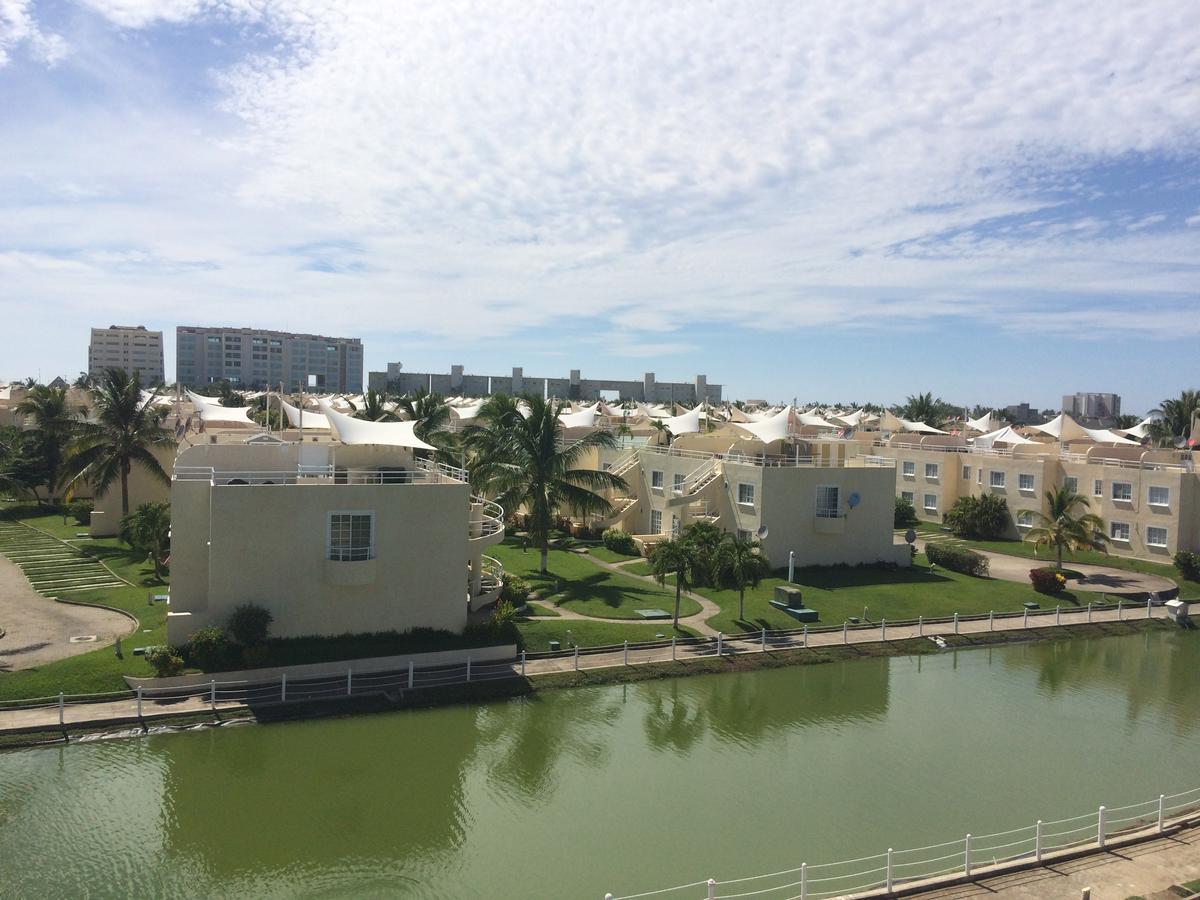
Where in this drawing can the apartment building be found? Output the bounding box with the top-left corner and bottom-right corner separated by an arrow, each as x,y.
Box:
176,327 -> 364,393
88,326 -> 164,385
166,439 -> 503,645
1062,392 -> 1121,423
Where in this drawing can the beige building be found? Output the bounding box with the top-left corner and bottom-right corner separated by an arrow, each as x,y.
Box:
166,438 -> 504,645
89,326 -> 164,386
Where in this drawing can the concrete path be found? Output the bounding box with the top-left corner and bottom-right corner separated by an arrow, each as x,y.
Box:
0,553 -> 135,671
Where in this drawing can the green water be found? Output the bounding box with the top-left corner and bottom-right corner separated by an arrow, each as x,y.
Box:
2,630 -> 1198,899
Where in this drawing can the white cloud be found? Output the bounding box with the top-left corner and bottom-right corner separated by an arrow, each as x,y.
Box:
0,0 -> 67,65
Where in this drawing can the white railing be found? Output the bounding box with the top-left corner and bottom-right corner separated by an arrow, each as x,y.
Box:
874,441 -> 1195,473
415,457 -> 468,482
470,496 -> 505,539
607,785 -> 1200,899
173,465 -> 458,485
479,554 -> 503,588
638,446 -> 888,470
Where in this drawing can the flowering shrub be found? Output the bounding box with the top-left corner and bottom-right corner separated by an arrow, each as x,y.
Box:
1029,567 -> 1068,595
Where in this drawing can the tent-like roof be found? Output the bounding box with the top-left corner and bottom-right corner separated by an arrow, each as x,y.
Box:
1029,413 -> 1140,446
657,406 -> 703,436
1118,415 -> 1159,441
965,412 -> 999,433
450,400 -> 485,422
973,425 -> 1035,448
281,399 -> 330,429
318,401 -> 435,450
558,408 -> 598,429
196,404 -> 256,425
731,406 -> 794,444
797,407 -> 842,430
187,389 -> 224,409
881,410 -> 947,434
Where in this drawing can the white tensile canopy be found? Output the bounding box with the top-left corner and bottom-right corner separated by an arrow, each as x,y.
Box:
187,389 -> 225,409
196,404 -> 256,425
657,406 -> 703,436
450,400 -> 485,422
881,410 -> 947,434
832,409 -> 867,427
732,406 -> 794,443
966,412 -> 999,433
972,425 -> 1035,448
1030,414 -> 1140,446
797,407 -> 842,430
281,399 -> 329,429
1118,415 -> 1158,440
558,408 -> 598,429
319,401 -> 436,450
597,402 -> 625,418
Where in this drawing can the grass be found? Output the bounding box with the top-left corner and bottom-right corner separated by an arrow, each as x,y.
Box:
585,545 -> 641,564
490,537 -> 699,619
516,619 -> 698,652
523,601 -> 560,617
696,552 -> 1083,635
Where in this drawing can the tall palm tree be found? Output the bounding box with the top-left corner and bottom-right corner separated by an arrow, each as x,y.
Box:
898,392 -> 953,426
398,387 -> 451,442
1146,390 -> 1199,448
119,501 -> 171,581
65,368 -> 175,518
15,383 -> 84,504
718,534 -> 772,622
467,395 -> 626,573
681,520 -> 724,587
1026,486 -> 1110,571
353,388 -> 397,423
649,538 -> 696,627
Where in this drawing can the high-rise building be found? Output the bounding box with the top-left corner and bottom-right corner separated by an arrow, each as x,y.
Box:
1061,392 -> 1121,422
88,326 -> 164,386
175,327 -> 363,393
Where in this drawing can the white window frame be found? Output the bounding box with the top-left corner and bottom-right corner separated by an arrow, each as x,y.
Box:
923,493 -> 938,512
1016,509 -> 1034,529
962,465 -> 971,481
1064,476 -> 1078,495
1111,481 -> 1132,502
1109,521 -> 1131,543
650,509 -> 663,534
1148,486 -> 1170,507
673,472 -> 685,494
1146,526 -> 1168,548
815,485 -> 840,519
1093,479 -> 1103,497
902,460 -> 915,478
1018,473 -> 1035,492
327,510 -> 375,562
924,463 -> 939,479
737,482 -> 755,505
651,470 -> 664,490
900,490 -> 914,504
989,470 -> 1006,489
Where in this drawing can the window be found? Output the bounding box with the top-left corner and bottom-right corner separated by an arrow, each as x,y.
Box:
673,473 -> 685,493
1148,486 -> 1170,507
1016,509 -> 1034,528
737,483 -> 755,505
1018,473 -> 1035,492
1110,521 -> 1130,542
901,491 -> 914,504
962,465 -> 971,480
737,528 -> 753,542
989,471 -> 1006,488
923,494 -> 938,512
815,485 -> 840,518
1093,480 -> 1103,497
650,509 -> 663,534
902,461 -> 915,477
651,470 -> 664,489
1146,526 -> 1168,548
328,512 -> 373,561
925,463 -> 939,479
1064,476 -> 1078,494
1111,482 -> 1132,501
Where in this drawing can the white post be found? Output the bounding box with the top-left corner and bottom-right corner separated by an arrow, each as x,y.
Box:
803,624 -> 808,648
761,627 -> 766,652
843,621 -> 848,644
881,618 -> 886,641
605,894 -> 614,900
1159,795 -> 1166,832
1118,599 -> 1123,620
1087,602 -> 1093,623
671,635 -> 677,661
989,610 -> 994,631
520,650 -> 526,677
575,645 -> 580,671
965,833 -> 972,877
408,660 -> 414,689
954,612 -> 959,634
886,848 -> 894,890
347,669 -> 352,696
800,863 -> 807,900
466,656 -> 472,683
717,633 -> 723,656
210,680 -> 217,712
1035,819 -> 1042,861
624,640 -> 629,665
1024,608 -> 1028,627
1056,605 -> 1061,625
281,672 -> 287,702
1098,806 -> 1106,848
58,692 -> 64,727
707,878 -> 716,900
1147,597 -> 1152,618
137,685 -> 143,719
918,615 -> 923,636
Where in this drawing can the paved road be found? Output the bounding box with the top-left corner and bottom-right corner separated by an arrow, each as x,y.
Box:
0,554 -> 135,672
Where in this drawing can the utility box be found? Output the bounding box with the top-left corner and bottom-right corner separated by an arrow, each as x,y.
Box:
775,586 -> 804,609
1165,599 -> 1189,625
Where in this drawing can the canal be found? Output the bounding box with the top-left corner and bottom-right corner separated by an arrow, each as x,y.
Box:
1,629 -> 1197,898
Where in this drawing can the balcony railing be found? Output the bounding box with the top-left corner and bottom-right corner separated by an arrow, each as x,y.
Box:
174,465 -> 462,485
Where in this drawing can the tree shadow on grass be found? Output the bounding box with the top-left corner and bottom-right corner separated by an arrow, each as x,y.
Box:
531,570 -> 671,612
81,544 -> 166,587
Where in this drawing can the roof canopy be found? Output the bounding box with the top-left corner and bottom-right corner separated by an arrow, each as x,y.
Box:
731,406 -> 793,443
881,410 -> 947,434
1030,413 -> 1140,446
973,425 -> 1035,448
965,412 -> 999,433
797,407 -> 842,429
196,404 -> 256,425
318,401 -> 435,449
657,406 -> 703,436
558,408 -> 598,429
281,399 -> 330,429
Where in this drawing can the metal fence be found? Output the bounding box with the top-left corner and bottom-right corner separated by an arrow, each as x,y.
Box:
605,785 -> 1200,899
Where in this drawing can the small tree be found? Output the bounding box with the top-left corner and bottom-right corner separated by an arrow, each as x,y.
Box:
680,521 -> 724,587
943,494 -> 1010,540
894,495 -> 918,528
119,501 -> 171,581
145,645 -> 185,677
226,604 -> 273,646
1026,486 -> 1109,571
649,538 -> 696,627
717,534 -> 772,622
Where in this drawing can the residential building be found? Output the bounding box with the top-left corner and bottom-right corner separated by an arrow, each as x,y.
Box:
1062,392 -> 1121,423
89,326 -> 164,385
369,363 -> 721,403
175,327 -> 363,393
166,438 -> 503,645
1004,402 -> 1039,426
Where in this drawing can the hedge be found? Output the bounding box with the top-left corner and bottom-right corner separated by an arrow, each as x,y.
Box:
1029,567 -> 1068,595
926,542 -> 990,578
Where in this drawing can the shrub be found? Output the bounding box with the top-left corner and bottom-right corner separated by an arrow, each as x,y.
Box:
1030,567 -> 1068,595
894,496 -> 918,528
145,646 -> 184,678
1175,551 -> 1200,583
67,500 -> 93,525
926,542 -> 990,577
943,494 -> 1010,540
602,527 -> 638,556
500,574 -> 532,606
185,626 -> 235,672
226,603 -> 273,647
490,599 -> 518,629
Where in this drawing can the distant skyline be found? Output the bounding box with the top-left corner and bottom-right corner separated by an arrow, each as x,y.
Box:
1,1 -> 1198,414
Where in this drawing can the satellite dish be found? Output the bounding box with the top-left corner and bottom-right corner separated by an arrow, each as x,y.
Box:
1174,436 -> 1188,449
757,524 -> 769,540
904,528 -> 917,545
848,491 -> 861,509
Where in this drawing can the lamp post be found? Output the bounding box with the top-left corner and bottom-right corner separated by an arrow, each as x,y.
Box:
788,550 -> 795,583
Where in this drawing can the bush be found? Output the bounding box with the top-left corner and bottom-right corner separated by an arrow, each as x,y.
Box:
490,599 -> 518,629
1030,567 -> 1068,595
1175,551 -> 1200,583
894,496 -> 918,528
145,646 -> 184,678
926,542 -> 990,577
185,626 -> 235,672
500,574 -> 532,606
943,494 -> 1010,540
602,527 -> 638,556
226,604 -> 273,647
67,500 -> 93,526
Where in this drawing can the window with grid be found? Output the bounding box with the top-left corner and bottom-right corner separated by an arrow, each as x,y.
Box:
1093,480 -> 1103,497
924,463 -> 939,479
737,483 -> 755,505
650,510 -> 663,534
1111,482 -> 1132,501
1018,473 -> 1035,492
328,513 -> 373,561
1064,476 -> 1078,494
962,465 -> 971,480
901,491 -> 914,504
923,494 -> 937,512
1110,521 -> 1130,542
989,471 -> 1005,488
1148,486 -> 1170,506
651,470 -> 664,489
1017,510 -> 1034,528
902,461 -> 915,477
1146,526 -> 1168,548
673,473 -> 685,493
815,485 -> 840,518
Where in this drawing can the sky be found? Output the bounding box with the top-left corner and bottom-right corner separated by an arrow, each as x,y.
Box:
1,1 -> 1198,414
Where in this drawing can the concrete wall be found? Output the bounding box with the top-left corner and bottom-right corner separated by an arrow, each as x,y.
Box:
89,444 -> 176,537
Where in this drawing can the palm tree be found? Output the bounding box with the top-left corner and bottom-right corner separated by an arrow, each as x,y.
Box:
65,368 -> 175,518
1026,486 -> 1110,571
1146,390 -> 1199,448
398,387 -> 451,442
467,395 -> 626,573
649,538 -> 696,627
15,383 -> 84,504
718,534 -> 772,622
353,388 -> 396,423
681,521 -> 724,587
649,418 -> 669,445
119,501 -> 171,581
898,392 -> 954,426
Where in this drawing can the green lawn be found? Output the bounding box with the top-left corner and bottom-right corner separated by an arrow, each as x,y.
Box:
490,538 -> 699,619
523,601 -> 561,617
516,619 -> 698,652
585,546 -> 641,564
697,552 -> 1080,635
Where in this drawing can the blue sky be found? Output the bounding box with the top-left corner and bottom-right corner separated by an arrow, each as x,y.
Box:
1,1 -> 1198,414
